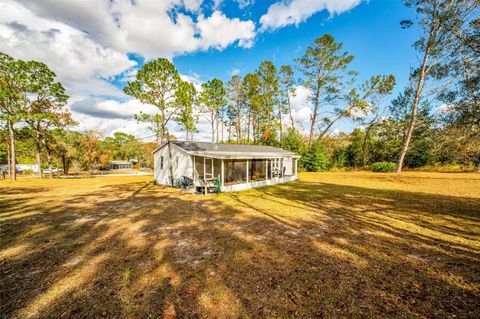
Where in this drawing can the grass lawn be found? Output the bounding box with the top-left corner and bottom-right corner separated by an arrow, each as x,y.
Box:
1,172 -> 479,318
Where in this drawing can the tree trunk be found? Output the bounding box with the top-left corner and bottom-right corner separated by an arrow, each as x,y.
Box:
221,119 -> 224,143
237,106 -> 241,143
8,119 -> 16,181
35,132 -> 43,178
247,111 -> 251,143
211,111 -> 215,143
7,135 -> 11,179
396,47 -> 431,173
216,114 -> 219,143
252,114 -> 257,144
309,88 -> 320,145
161,106 -> 166,143
362,123 -> 374,167
318,117 -> 338,140
287,90 -> 295,129
62,155 -> 68,175
35,146 -> 42,178
278,108 -> 283,143
45,147 -> 53,178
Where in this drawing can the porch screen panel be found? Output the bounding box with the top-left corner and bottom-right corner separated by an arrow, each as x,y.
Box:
194,156 -> 204,179
225,160 -> 247,185
204,158 -> 213,178
213,159 -> 222,179
249,159 -> 266,181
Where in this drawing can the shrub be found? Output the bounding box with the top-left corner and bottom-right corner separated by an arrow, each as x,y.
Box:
371,162 -> 396,172
23,169 -> 34,174
300,140 -> 330,172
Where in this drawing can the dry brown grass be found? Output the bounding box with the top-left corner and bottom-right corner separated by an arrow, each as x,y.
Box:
1,172 -> 479,318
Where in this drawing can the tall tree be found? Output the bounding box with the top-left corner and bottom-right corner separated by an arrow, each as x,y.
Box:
318,75 -> 395,140
354,75 -> 396,166
23,60 -> 74,178
174,81 -> 198,141
50,129 -> 83,174
257,60 -> 280,144
77,130 -> 110,173
243,73 -> 262,143
0,53 -> 29,181
439,17 -> 479,169
199,79 -> 226,143
226,75 -> 245,143
279,64 -> 297,130
124,58 -> 181,143
296,34 -> 355,145
103,132 -> 137,159
396,0 -> 478,172
134,112 -> 163,143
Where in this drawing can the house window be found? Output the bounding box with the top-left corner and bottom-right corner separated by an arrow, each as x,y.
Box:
176,156 -> 179,168
160,156 -> 164,169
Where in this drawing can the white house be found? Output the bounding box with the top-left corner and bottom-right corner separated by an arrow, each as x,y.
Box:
153,141 -> 300,192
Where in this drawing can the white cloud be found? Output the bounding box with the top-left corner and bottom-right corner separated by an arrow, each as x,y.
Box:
0,0 -> 259,139
70,98 -> 157,120
197,11 -> 256,50
290,85 -> 312,111
180,73 -> 204,91
182,0 -> 204,12
230,68 -> 241,76
235,0 -> 255,10
286,85 -> 312,132
260,0 -> 361,31
292,107 -> 312,123
18,0 -> 256,58
0,0 -> 135,97
212,0 -> 223,10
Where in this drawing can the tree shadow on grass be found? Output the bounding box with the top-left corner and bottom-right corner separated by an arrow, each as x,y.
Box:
0,178 -> 479,318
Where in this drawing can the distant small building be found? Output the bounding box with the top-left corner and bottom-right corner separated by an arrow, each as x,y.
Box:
0,163 -> 38,173
108,160 -> 133,170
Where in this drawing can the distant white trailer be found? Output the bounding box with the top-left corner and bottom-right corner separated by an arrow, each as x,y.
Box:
108,160 -> 133,170
0,163 -> 38,173
153,141 -> 300,192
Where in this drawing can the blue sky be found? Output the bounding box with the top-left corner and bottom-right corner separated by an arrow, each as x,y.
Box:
175,0 -> 417,85
0,0 -> 420,140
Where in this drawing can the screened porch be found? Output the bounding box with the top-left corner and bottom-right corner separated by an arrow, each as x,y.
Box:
191,155 -> 298,192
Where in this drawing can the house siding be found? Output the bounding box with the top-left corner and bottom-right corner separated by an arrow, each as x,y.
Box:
154,144 -> 193,185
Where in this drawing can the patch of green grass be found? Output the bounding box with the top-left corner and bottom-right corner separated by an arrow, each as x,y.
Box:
1,172 -> 479,318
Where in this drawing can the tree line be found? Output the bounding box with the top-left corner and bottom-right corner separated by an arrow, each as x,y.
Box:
0,53 -> 155,180
1,0 -> 478,181
122,0 -> 478,172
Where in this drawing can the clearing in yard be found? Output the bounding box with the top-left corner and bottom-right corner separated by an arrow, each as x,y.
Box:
1,172 -> 479,318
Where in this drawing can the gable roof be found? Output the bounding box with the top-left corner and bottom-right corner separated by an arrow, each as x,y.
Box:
154,141 -> 298,159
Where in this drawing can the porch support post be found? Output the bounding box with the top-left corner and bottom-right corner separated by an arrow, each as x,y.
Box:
246,159 -> 249,183
281,158 -> 283,178
204,157 -> 207,195
265,159 -> 268,181
221,159 -> 224,188
271,159 -> 273,179
192,155 -> 196,179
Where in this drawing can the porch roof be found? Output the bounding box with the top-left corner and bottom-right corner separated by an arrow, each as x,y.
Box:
154,141 -> 300,160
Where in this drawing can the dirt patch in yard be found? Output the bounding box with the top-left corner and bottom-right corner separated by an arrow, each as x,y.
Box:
1,173 -> 479,318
